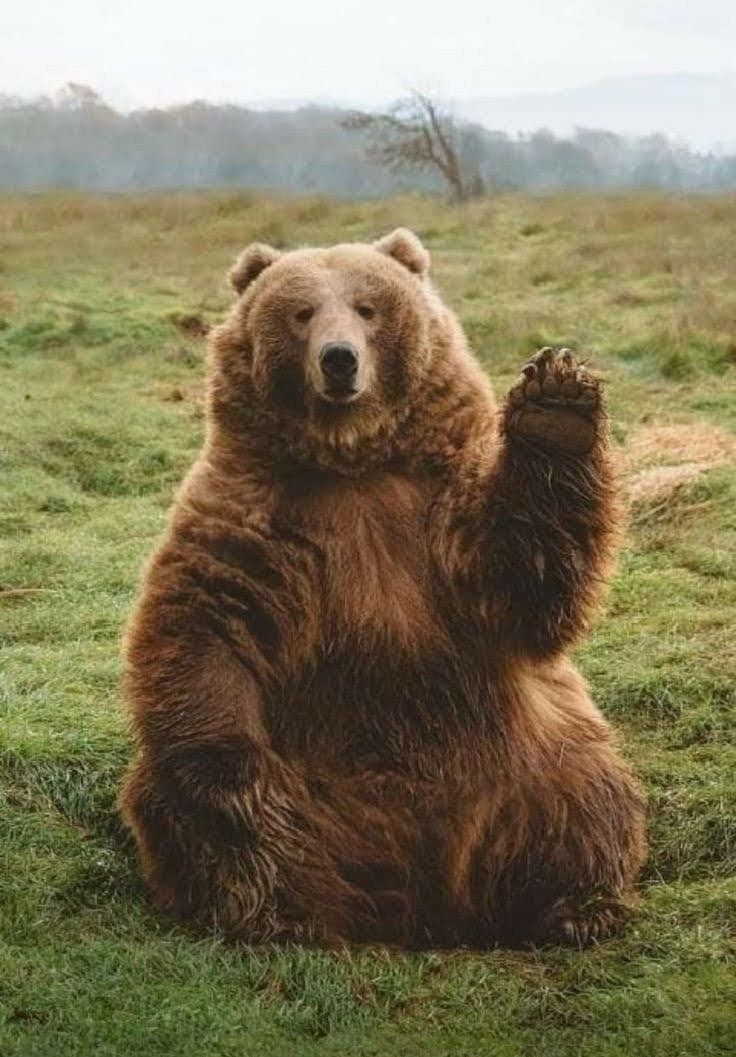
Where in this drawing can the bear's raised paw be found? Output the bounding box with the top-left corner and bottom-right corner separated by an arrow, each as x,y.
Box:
505,347 -> 603,454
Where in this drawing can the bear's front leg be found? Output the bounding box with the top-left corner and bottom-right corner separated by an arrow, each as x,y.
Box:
121,738 -> 377,944
477,346 -> 621,655
119,515 -> 392,946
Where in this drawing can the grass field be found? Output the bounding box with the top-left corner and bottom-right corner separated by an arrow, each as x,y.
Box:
1,190 -> 735,1056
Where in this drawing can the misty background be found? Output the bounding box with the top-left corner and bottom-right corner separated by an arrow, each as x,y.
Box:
2,0 -> 736,194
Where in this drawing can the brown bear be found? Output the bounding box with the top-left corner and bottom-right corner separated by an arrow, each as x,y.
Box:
119,228 -> 646,948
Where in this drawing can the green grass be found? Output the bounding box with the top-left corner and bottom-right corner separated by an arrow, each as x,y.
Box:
1,190 -> 735,1056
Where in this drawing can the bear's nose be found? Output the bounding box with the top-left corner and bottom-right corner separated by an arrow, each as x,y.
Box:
320,341 -> 358,384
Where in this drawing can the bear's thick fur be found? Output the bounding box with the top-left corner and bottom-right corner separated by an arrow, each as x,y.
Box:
120,229 -> 646,948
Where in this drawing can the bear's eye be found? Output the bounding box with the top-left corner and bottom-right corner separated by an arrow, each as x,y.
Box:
356,303 -> 375,320
294,306 -> 315,324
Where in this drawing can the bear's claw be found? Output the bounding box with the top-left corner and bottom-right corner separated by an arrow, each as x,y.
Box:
534,894 -> 628,949
509,346 -> 599,411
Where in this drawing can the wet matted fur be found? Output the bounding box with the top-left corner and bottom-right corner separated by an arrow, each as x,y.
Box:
119,229 -> 646,948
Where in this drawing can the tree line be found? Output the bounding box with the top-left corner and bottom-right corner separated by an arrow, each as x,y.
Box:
2,83 -> 735,196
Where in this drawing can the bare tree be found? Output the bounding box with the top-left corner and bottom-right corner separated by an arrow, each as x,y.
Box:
342,91 -> 485,201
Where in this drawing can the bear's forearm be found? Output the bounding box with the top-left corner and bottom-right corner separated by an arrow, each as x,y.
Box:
435,427 -> 620,656
123,515 -> 321,749
120,731 -> 380,942
122,595 -> 366,941
121,549 -> 408,941
482,430 -> 620,654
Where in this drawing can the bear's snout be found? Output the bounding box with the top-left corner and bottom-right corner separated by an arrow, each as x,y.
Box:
319,341 -> 359,397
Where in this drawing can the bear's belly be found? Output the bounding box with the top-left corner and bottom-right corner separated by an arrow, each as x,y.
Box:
268,640 -> 502,774
273,471 -> 503,773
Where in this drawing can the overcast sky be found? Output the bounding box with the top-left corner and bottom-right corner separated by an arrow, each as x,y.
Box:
2,0 -> 735,109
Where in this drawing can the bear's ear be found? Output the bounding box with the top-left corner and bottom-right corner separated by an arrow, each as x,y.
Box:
228,243 -> 282,294
374,228 -> 430,276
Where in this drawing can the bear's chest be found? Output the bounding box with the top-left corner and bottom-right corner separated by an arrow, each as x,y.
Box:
293,471 -> 443,651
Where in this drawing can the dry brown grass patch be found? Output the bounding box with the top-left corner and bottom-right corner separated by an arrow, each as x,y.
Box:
623,422 -> 736,504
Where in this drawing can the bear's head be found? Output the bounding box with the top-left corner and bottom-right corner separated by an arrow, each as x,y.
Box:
216,229 -> 449,461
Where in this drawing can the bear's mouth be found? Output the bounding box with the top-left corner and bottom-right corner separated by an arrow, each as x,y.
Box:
319,385 -> 361,405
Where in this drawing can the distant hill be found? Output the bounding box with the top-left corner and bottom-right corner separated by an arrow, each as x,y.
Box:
456,74 -> 736,152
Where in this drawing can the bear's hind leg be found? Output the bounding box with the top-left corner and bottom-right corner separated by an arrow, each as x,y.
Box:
475,750 -> 646,949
